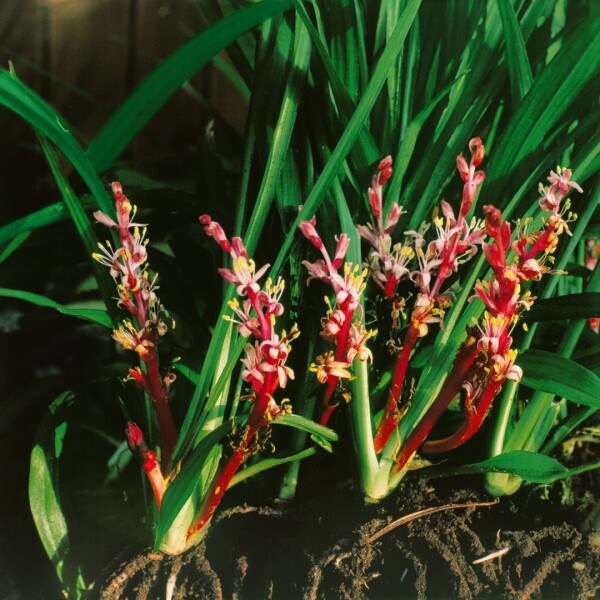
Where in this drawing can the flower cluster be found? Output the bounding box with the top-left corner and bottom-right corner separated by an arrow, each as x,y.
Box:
93,183 -> 173,360
364,141 -> 486,453
419,168 -> 583,456
356,157 -> 413,298
299,217 -> 374,423
94,183 -> 178,473
404,139 -> 486,338
200,215 -> 297,423
473,168 -> 582,387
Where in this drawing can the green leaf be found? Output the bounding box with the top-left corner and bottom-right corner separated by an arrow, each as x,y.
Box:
0,287 -> 112,327
518,349 -> 600,408
0,202 -> 70,246
497,0 -> 533,105
273,412 -> 339,442
172,362 -> 201,385
443,450 -> 569,483
487,15 -> 600,186
229,447 -> 317,487
29,392 -> 87,597
271,0 -> 421,276
0,71 -> 113,215
242,16 -> 311,254
155,418 -> 238,548
87,0 -> 292,174
290,0 -> 379,163
525,293 -> 600,323
36,133 -> 119,323
0,231 -> 30,263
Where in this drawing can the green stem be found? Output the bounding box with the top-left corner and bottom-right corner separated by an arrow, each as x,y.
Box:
349,358 -> 382,498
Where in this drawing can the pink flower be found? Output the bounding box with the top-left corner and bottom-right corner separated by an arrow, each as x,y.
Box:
299,217 -> 323,249
217,257 -> 270,297
547,168 -> 582,195
490,350 -> 522,383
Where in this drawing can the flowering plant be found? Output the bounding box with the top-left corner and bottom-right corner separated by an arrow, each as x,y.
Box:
0,0 -> 598,596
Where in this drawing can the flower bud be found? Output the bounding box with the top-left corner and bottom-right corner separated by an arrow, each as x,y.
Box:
483,205 -> 503,238
469,137 -> 485,167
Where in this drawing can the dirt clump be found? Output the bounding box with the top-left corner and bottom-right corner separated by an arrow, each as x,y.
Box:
97,478 -> 599,599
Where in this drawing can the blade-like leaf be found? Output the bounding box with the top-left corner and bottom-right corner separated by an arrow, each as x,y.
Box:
273,412 -> 339,442
0,72 -> 113,215
36,133 -> 118,323
497,0 -> 533,104
230,447 -> 318,487
487,16 -> 600,187
155,418 -> 238,548
0,202 -> 71,246
0,287 -> 112,327
29,392 -> 86,597
0,232 -> 30,263
87,0 -> 292,174
271,0 -> 421,276
434,450 -> 569,483
518,349 -> 600,408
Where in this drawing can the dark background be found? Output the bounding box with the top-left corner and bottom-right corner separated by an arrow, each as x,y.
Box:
0,1 -> 246,597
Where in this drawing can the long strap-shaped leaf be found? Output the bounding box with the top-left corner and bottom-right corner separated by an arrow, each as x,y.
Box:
29,392 -> 87,597
170,16 -> 311,465
87,0 -> 292,174
0,72 -> 113,215
270,0 -> 421,277
487,15 -> 600,186
0,288 -> 111,327
497,0 -> 533,105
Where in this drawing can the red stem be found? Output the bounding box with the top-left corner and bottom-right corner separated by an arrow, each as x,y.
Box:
186,382 -> 274,539
144,351 -> 178,470
421,380 -> 502,454
319,308 -> 354,426
373,327 -> 418,453
394,340 -> 480,473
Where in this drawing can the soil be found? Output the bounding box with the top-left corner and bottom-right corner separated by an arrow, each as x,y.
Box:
96,476 -> 599,600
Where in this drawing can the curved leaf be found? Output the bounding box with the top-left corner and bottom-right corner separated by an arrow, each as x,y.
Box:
0,287 -> 112,327
487,15 -> 600,185
446,450 -> 568,483
518,349 -> 600,407
274,412 -> 339,442
0,72 -> 113,215
29,392 -> 87,597
229,447 -> 317,487
87,0 -> 292,174
155,418 -> 238,548
270,0 -> 421,276
498,0 -> 533,104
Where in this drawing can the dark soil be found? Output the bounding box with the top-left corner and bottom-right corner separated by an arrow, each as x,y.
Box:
96,477 -> 599,600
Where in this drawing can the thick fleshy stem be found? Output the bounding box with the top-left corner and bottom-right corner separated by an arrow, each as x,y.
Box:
394,336 -> 480,473
373,326 -> 419,453
421,379 -> 502,454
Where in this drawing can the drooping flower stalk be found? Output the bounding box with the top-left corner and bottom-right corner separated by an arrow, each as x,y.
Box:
94,183 -> 178,471
299,217 -> 374,425
186,216 -> 298,541
371,140 -> 486,453
397,168 -> 581,465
